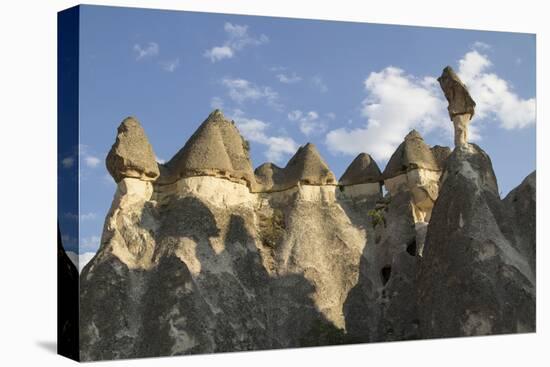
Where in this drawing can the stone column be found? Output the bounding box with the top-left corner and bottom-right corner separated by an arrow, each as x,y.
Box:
438,66 -> 476,149
452,113 -> 471,147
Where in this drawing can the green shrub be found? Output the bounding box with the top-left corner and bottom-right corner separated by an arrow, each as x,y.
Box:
368,208 -> 386,228
259,208 -> 286,248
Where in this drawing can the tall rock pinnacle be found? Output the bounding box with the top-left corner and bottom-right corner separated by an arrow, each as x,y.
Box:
438,66 -> 476,148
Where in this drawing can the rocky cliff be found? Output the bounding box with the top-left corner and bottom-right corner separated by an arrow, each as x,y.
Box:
79,109 -> 535,361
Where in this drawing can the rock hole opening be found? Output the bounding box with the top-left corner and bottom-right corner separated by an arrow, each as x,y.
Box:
406,239 -> 417,256
381,265 -> 392,285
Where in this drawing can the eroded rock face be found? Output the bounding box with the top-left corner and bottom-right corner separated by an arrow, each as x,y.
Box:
383,130 -> 447,222
106,117 -> 160,183
80,108 -> 535,360
503,171 -> 536,271
80,112 -> 365,360
417,145 -> 535,338
344,191 -> 420,342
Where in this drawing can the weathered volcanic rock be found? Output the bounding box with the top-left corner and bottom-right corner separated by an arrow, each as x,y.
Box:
417,144 -> 535,338
430,145 -> 452,171
106,117 -> 160,183
80,113 -> 365,361
80,106 -> 536,361
161,110 -> 257,189
383,130 -> 439,178
438,66 -> 476,119
255,143 -> 336,192
438,66 -> 476,147
383,130 -> 443,223
504,171 -> 536,271
339,153 -> 381,186
344,191 -> 419,342
254,162 -> 285,191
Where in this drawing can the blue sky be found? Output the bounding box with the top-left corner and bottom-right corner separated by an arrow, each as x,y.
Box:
60,5 -> 536,256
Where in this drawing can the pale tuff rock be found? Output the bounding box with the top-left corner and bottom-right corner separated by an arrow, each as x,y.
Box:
417,144 -> 535,338
160,110 -> 257,190
382,130 -> 446,222
81,111 -> 364,360
155,176 -> 256,208
106,117 -> 160,182
91,177 -> 158,271
438,66 -> 476,147
80,103 -> 535,360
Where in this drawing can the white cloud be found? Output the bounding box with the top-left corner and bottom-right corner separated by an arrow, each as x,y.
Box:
155,155 -> 166,164
64,212 -> 96,221
288,110 -> 327,136
325,45 -> 535,160
326,67 -> 446,160
66,251 -> 96,273
311,75 -> 328,93
457,50 -> 535,129
133,42 -> 159,60
458,50 -> 492,82
204,22 -> 268,63
80,235 -> 101,252
221,78 -> 281,109
276,73 -> 302,84
472,41 -> 491,50
61,157 -> 74,168
160,58 -> 180,72
84,155 -> 101,168
231,111 -> 298,163
204,46 -> 234,62
78,144 -> 102,169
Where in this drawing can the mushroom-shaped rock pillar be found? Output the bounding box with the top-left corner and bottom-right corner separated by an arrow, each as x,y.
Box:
438,66 -> 476,148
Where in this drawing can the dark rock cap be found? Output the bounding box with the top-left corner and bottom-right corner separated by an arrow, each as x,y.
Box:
255,143 -> 336,191
382,130 -> 439,179
438,66 -> 476,119
339,153 -> 382,185
254,162 -> 285,190
283,143 -> 336,186
106,117 -> 160,183
162,109 -> 256,188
